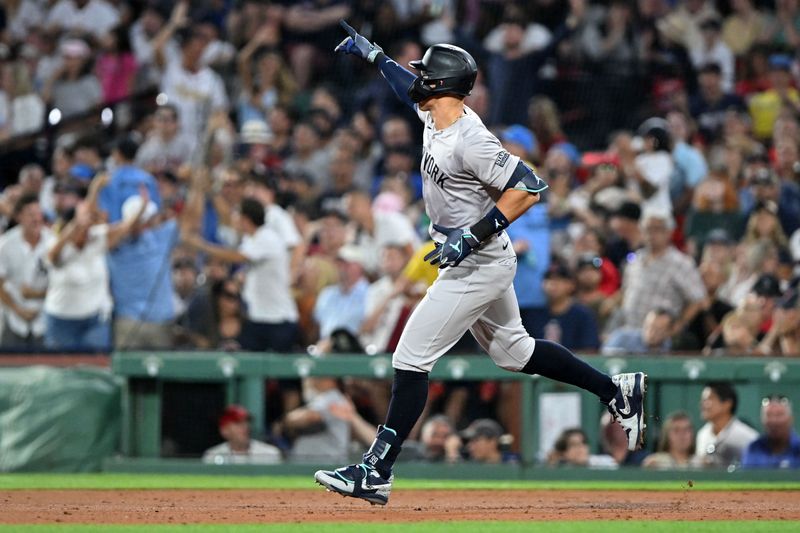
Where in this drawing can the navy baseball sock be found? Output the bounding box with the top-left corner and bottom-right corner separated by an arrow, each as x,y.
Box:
364,369 -> 428,478
521,340 -> 616,404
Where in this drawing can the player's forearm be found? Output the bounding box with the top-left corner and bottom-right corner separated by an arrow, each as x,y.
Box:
496,189 -> 541,224
375,53 -> 416,108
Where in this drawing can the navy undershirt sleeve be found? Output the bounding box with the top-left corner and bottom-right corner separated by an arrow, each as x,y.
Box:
375,53 -> 417,109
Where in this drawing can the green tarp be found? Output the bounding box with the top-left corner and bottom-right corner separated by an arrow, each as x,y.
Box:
0,365 -> 121,472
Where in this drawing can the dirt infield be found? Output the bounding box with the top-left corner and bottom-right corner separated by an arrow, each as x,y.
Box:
2,489 -> 800,523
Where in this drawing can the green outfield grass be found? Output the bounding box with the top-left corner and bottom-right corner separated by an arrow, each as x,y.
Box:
0,522 -> 799,533
1,473 -> 799,491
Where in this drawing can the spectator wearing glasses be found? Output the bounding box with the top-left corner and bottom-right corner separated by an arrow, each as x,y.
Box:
695,381 -> 758,467
742,395 -> 800,469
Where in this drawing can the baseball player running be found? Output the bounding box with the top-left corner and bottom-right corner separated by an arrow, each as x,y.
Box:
315,21 -> 646,505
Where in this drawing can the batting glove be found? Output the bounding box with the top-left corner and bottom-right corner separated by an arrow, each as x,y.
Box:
424,224 -> 480,268
334,20 -> 383,63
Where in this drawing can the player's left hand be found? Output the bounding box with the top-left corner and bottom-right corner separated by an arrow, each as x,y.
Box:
334,20 -> 383,63
425,224 -> 480,268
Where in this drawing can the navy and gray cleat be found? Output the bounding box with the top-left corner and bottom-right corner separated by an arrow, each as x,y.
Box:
608,372 -> 647,451
314,463 -> 393,506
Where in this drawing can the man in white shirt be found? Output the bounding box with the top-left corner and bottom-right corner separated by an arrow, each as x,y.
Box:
345,190 -> 419,274
46,0 -> 120,38
183,198 -> 298,352
154,9 -> 229,155
0,194 -> 52,349
202,405 -> 281,465
359,244 -> 411,354
632,119 -> 674,213
695,381 -> 759,467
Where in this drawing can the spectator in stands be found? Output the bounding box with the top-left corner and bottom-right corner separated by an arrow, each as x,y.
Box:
741,156 -> 800,238
618,208 -> 706,334
685,258 -> 734,350
605,201 -> 643,270
42,38 -> 102,119
311,245 -> 369,354
182,198 -> 298,352
695,382 -> 759,467
599,412 -> 648,466
202,405 -> 281,465
0,60 -> 46,140
107,189 -> 179,349
46,0 -> 120,39
345,190 -> 418,275
722,0 -> 771,57
756,285 -> 800,356
95,24 -> 137,105
742,201 -> 788,248
284,377 -> 352,463
486,4 -> 581,126
155,2 -> 229,151
547,428 -> 616,468
0,194 -> 51,349
359,244 -> 411,355
526,261 -> 599,351
237,27 -> 297,126
100,136 -> 161,223
689,63 -> 746,144
602,308 -> 675,355
657,0 -> 719,52
642,411 -> 697,469
667,110 -> 708,208
405,415 -> 455,462
690,18 -> 734,92
446,419 -> 514,464
628,118 -> 674,213
170,256 -> 213,349
748,55 -> 800,142
135,105 -> 193,174
742,395 -> 800,468
43,178 -> 148,351
283,121 -> 329,188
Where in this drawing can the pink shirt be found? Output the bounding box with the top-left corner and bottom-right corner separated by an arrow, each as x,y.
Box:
96,52 -> 137,103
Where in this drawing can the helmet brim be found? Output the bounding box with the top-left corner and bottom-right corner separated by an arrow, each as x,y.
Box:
408,59 -> 425,71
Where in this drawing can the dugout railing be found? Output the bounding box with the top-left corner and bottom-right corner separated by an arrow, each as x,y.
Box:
112,352 -> 800,471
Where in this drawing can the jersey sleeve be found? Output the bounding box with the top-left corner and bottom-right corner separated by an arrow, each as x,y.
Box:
461,128 -> 521,191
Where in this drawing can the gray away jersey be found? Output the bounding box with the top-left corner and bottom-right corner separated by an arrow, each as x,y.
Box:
417,104 -> 519,266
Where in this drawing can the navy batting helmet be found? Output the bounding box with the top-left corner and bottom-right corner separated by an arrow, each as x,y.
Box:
407,44 -> 478,103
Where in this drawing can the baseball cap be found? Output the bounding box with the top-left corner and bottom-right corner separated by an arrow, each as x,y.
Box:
337,244 -> 367,266
705,228 -> 733,246
240,120 -> 273,145
769,54 -> 792,71
612,201 -> 642,222
460,418 -> 503,441
752,274 -> 782,298
500,124 -> 537,155
69,163 -> 96,182
544,261 -> 573,280
218,405 -> 250,429
698,62 -> 722,75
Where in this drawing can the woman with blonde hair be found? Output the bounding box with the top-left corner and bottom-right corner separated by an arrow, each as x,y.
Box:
742,201 -> 788,247
642,411 -> 697,469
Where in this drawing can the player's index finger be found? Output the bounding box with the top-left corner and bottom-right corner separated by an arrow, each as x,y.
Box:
339,19 -> 357,37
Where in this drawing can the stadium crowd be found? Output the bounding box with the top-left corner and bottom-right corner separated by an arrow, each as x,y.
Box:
0,0 -> 799,466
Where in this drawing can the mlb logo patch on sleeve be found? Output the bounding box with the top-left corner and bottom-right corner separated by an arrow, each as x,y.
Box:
494,151 -> 510,168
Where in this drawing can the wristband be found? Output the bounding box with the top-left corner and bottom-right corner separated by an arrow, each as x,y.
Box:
469,206 -> 510,242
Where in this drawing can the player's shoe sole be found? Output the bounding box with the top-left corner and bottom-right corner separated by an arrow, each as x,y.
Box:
314,466 -> 392,506
608,372 -> 647,451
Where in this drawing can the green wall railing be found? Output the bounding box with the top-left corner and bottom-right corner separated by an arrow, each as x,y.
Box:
112,352 -> 800,464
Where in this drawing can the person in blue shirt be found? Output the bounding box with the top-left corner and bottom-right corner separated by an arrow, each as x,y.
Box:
98,136 -> 161,224
742,395 -> 800,469
525,261 -> 600,352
